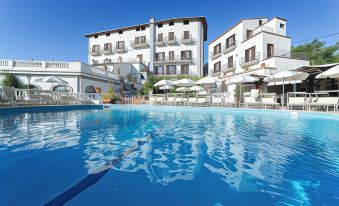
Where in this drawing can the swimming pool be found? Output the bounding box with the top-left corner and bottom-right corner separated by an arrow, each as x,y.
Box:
0,105 -> 338,205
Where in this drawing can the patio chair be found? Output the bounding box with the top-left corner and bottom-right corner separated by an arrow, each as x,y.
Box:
212,94 -> 223,107
174,94 -> 184,106
164,94 -> 176,106
1,86 -> 17,107
184,95 -> 197,106
260,93 -> 280,109
309,96 -> 339,111
287,92 -> 307,110
155,95 -> 165,105
223,94 -> 237,107
241,89 -> 261,108
193,95 -> 208,107
149,95 -> 157,105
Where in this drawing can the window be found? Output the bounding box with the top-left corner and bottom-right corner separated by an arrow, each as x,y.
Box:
116,41 -> 125,49
92,45 -> 100,52
214,62 -> 221,73
246,30 -> 253,39
135,36 -> 146,44
53,85 -> 73,93
280,23 -> 285,29
245,46 -> 256,62
183,20 -> 189,25
267,44 -> 274,58
136,27 -> 141,31
169,21 -> 174,26
214,44 -> 221,55
183,31 -> 190,39
166,65 -> 176,75
169,51 -> 174,60
155,52 -> 165,61
137,54 -> 143,62
168,32 -> 174,40
141,26 -> 145,30
157,33 -> 163,42
104,43 -> 112,51
181,65 -> 189,75
259,20 -> 262,26
106,33 -> 110,37
155,66 -> 164,75
226,35 -> 235,48
158,23 -> 163,28
94,35 -> 98,39
104,58 -> 112,63
118,30 -> 123,34
227,56 -> 234,68
181,50 -> 192,60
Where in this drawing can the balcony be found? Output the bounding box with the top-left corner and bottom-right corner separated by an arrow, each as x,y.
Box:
181,34 -> 193,44
210,51 -> 221,60
101,48 -> 114,55
130,39 -> 149,48
222,61 -> 236,73
154,55 -> 192,64
221,41 -> 237,54
113,46 -> 126,53
88,50 -> 101,56
243,26 -> 274,41
165,36 -> 177,45
210,68 -> 221,77
263,49 -> 308,60
239,52 -> 260,67
155,38 -> 165,46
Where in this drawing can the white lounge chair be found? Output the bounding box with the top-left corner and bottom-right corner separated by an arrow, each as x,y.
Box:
287,92 -> 307,110
185,96 -> 197,106
260,93 -> 280,109
174,94 -> 184,106
193,95 -> 207,107
164,95 -> 176,106
155,95 -> 165,105
1,86 -> 17,107
309,96 -> 339,111
212,94 -> 223,107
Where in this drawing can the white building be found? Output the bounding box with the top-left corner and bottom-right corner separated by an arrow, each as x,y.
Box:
0,59 -> 122,93
85,16 -> 207,78
208,17 -> 310,95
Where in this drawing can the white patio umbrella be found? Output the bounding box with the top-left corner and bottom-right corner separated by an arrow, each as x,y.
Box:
176,87 -> 190,92
175,78 -> 196,87
264,71 -> 309,105
190,85 -> 204,91
154,79 -> 175,87
196,76 -> 220,85
315,65 -> 339,79
159,85 -> 174,94
227,75 -> 259,104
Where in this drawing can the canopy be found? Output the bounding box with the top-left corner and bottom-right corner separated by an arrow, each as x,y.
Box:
264,71 -> 309,82
267,80 -> 302,86
190,85 -> 204,91
176,87 -> 190,92
154,79 -> 175,87
196,76 -> 220,85
315,65 -> 339,79
227,75 -> 259,84
159,85 -> 174,90
175,79 -> 196,87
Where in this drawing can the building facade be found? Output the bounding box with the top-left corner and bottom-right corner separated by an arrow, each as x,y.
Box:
85,17 -> 207,78
0,59 -> 122,93
208,17 -> 310,95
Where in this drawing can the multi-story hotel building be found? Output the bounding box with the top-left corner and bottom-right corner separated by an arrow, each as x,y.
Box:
85,17 -> 207,79
208,17 -> 309,92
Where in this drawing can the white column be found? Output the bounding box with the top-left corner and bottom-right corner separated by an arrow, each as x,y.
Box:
149,17 -> 155,73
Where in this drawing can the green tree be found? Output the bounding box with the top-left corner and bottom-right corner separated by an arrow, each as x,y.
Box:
292,40 -> 339,65
1,73 -> 20,87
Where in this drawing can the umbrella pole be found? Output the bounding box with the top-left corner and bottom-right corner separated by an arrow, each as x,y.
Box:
282,79 -> 285,106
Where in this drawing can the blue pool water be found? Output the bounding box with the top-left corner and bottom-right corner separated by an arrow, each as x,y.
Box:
0,105 -> 339,206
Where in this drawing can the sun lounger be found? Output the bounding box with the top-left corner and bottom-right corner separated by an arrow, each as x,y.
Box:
287,92 -> 307,110
164,95 -> 176,106
309,97 -> 339,111
174,95 -> 184,106
212,94 -> 223,107
155,95 -> 165,105
193,96 -> 207,107
185,96 -> 197,106
1,86 -> 17,107
260,93 -> 280,109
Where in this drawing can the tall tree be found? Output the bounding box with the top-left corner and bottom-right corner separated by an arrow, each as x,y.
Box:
1,73 -> 20,88
292,40 -> 338,65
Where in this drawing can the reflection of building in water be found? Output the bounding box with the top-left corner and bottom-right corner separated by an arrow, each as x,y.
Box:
0,111 -> 89,152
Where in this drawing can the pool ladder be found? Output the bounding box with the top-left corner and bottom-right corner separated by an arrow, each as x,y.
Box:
124,93 -> 133,108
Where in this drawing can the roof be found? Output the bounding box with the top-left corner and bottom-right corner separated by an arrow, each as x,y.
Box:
208,17 -> 267,45
85,16 -> 208,41
293,63 -> 339,75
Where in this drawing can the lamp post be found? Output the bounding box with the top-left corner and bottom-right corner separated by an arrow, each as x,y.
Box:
27,74 -> 31,89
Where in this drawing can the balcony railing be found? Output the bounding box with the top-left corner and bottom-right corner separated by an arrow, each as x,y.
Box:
89,50 -> 101,56
210,68 -> 221,76
155,38 -> 165,46
165,36 -> 177,45
181,34 -> 193,44
222,41 -> 237,54
92,58 -> 146,66
209,51 -> 221,60
239,52 -> 260,67
263,49 -> 309,60
154,55 -> 192,64
221,61 -> 236,72
0,59 -> 70,69
130,39 -> 149,48
113,46 -> 126,53
101,48 -> 114,55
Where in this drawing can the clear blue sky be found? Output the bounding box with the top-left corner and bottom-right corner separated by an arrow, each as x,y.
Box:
0,0 -> 338,64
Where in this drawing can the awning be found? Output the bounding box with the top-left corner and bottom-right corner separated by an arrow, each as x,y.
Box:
293,63 -> 339,75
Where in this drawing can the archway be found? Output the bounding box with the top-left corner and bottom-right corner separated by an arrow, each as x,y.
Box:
85,86 -> 96,93
52,84 -> 73,92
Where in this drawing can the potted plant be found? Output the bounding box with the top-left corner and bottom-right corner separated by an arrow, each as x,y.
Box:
233,85 -> 241,107
101,86 -> 115,104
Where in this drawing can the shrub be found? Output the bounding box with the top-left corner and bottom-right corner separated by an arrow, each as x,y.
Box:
2,73 -> 20,88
